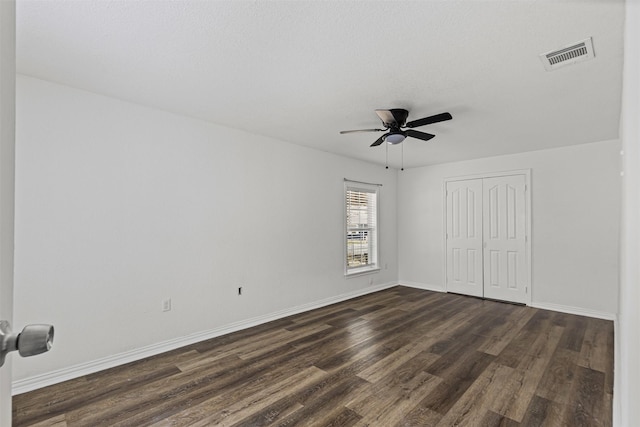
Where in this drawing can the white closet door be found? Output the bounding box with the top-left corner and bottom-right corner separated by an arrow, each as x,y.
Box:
482,175 -> 528,304
446,179 -> 484,297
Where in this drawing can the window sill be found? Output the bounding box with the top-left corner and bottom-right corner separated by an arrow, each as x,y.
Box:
345,267 -> 380,278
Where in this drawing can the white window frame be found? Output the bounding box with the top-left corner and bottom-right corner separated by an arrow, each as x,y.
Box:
344,181 -> 380,276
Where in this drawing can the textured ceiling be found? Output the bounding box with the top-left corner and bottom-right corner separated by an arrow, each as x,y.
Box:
16,0 -> 624,168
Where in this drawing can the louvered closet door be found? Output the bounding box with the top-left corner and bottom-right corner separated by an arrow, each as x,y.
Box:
482,175 -> 528,304
446,179 -> 484,297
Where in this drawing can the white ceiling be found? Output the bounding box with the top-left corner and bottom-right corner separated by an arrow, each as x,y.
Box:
16,0 -> 624,169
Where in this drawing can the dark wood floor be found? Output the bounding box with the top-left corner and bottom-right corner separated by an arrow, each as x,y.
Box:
13,286 -> 614,426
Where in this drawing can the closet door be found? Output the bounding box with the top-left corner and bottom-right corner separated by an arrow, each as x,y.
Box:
483,175 -> 528,304
445,179 -> 484,297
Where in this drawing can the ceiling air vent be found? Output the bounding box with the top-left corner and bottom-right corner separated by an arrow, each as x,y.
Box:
540,37 -> 595,71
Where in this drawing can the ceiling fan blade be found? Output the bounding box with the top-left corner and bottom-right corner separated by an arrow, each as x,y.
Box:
375,109 -> 396,126
406,112 -> 452,128
370,133 -> 390,147
339,128 -> 384,134
406,129 -> 436,141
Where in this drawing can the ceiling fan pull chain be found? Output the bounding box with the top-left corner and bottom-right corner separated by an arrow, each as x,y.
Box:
401,143 -> 404,171
386,142 -> 389,169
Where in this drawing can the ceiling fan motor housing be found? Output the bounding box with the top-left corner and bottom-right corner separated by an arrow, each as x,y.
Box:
377,108 -> 409,127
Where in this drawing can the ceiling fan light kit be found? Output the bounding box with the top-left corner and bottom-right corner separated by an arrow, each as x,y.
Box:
385,133 -> 406,144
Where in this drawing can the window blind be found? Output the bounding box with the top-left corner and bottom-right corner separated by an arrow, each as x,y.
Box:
345,184 -> 378,273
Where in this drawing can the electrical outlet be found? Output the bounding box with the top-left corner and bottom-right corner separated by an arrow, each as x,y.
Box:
162,298 -> 172,312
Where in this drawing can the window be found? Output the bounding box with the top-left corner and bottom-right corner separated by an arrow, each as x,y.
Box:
345,182 -> 379,275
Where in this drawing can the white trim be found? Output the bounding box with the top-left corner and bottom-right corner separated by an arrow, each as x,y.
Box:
442,169 -> 532,306
441,179 -> 448,294
12,282 -> 398,395
399,283 -> 615,321
344,182 -> 380,276
345,267 -> 381,278
398,281 -> 445,293
443,169 -> 532,182
613,316 -> 620,427
530,302 -> 616,321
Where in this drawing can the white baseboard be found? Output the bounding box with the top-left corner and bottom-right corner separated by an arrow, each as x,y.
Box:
397,283 -> 616,322
12,282 -> 398,395
530,301 -> 616,321
397,281 -> 445,293
398,282 -> 615,321
612,317 -> 620,427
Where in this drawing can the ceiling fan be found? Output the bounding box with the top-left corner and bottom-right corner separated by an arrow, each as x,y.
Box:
340,109 -> 452,147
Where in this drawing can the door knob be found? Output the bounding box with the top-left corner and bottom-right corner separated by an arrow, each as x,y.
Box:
0,320 -> 54,367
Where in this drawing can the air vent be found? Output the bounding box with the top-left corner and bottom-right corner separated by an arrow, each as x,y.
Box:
540,38 -> 595,71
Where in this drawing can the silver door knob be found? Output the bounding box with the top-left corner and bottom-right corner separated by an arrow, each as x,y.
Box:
0,320 -> 54,367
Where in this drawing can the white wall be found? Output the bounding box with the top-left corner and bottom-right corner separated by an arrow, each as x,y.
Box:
0,1 -> 15,423
617,0 -> 640,424
398,140 -> 620,317
11,72 -> 627,400
12,75 -> 398,384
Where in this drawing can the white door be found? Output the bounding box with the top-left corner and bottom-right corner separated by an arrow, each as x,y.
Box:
445,179 -> 483,297
483,175 -> 528,304
445,173 -> 529,305
0,1 -> 15,424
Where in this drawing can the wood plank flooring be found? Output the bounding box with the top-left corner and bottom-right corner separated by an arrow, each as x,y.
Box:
12,287 -> 614,426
